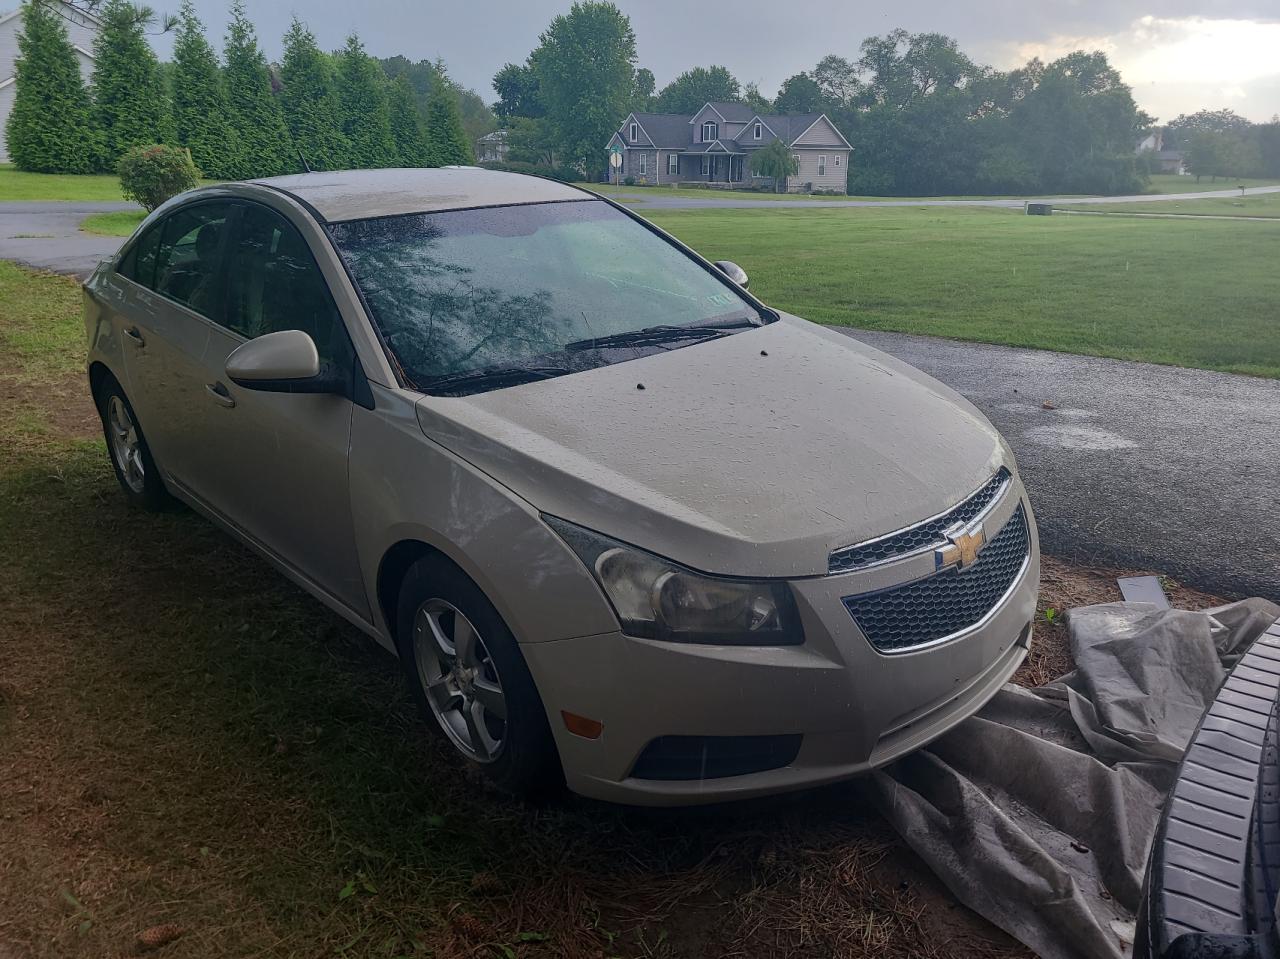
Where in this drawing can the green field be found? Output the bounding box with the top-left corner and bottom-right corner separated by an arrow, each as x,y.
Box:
643,206 -> 1280,378
1146,174 -> 1280,194
0,163 -> 126,202
1058,191 -> 1280,218
80,209 -> 146,235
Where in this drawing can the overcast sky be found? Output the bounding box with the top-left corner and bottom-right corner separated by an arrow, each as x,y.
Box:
160,0 -> 1280,123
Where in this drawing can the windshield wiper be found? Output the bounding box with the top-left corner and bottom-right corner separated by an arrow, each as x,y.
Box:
420,365 -> 573,396
565,318 -> 757,352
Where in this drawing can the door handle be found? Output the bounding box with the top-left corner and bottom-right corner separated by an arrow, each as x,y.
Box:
123,326 -> 145,347
205,382 -> 236,409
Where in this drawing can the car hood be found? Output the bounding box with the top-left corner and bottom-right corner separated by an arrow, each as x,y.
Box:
414,315 -> 1009,578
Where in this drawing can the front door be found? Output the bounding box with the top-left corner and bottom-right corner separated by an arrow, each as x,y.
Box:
187,201 -> 369,617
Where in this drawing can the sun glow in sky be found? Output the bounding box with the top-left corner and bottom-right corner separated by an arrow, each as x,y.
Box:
1001,16 -> 1280,122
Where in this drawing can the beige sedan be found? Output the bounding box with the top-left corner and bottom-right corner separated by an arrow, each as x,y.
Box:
84,168 -> 1038,804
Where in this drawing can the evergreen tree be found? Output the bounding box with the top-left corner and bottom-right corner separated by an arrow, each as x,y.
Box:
424,76 -> 472,167
336,35 -> 396,168
91,0 -> 172,169
387,73 -> 429,166
171,0 -> 233,178
279,18 -> 350,170
5,0 -> 97,173
222,0 -> 294,179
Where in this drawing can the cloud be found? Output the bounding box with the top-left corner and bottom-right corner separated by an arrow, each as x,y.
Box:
991,16 -> 1280,121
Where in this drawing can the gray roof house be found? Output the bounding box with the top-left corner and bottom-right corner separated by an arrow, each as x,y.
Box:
0,0 -> 102,163
606,101 -> 852,193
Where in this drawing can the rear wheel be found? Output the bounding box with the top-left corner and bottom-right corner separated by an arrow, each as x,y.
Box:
96,377 -> 172,511
396,555 -> 562,798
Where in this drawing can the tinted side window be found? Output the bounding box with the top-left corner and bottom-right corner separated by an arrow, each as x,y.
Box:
153,203 -> 231,318
119,224 -> 161,288
224,204 -> 350,364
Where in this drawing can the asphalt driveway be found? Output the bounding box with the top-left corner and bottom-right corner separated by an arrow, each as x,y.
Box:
1,200 -> 1275,600
844,328 -> 1280,601
0,200 -> 133,276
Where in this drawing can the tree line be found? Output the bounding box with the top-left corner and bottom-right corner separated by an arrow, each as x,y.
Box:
1161,108 -> 1280,182
5,0 -> 480,177
492,4 -> 1278,196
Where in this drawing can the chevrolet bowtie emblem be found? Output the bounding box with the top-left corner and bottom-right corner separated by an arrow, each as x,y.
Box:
935,521 -> 987,572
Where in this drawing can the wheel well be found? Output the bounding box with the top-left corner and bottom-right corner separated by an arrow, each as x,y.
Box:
88,362 -> 116,410
377,539 -> 447,645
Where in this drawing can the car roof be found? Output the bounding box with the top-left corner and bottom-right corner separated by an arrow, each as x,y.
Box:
249,167 -> 591,223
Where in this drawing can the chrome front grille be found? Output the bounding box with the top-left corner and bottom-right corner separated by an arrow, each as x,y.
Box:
843,504 -> 1030,653
828,468 -> 1011,574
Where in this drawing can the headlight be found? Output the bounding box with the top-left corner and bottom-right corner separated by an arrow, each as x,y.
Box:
544,516 -> 803,646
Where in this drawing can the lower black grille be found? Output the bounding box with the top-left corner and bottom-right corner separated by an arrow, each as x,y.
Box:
844,505 -> 1030,653
629,734 -> 803,781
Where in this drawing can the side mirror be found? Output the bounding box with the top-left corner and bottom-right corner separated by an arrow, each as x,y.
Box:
226,330 -> 326,392
714,260 -> 749,289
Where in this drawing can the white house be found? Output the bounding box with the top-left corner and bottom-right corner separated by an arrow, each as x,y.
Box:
0,0 -> 101,163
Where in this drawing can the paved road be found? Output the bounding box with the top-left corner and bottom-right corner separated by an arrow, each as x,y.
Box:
0,201 -> 135,276
841,329 -> 1280,601
609,184 -> 1280,210
3,199 -> 1276,599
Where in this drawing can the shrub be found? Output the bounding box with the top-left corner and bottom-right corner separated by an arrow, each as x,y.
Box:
478,160 -> 583,183
623,175 -> 636,186
118,144 -> 201,211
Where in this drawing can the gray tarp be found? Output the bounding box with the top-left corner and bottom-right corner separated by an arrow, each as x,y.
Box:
868,599 -> 1280,959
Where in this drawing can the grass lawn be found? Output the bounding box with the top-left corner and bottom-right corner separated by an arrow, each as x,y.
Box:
0,163 -> 126,202
1058,192 -> 1280,218
643,205 -> 1280,379
80,209 -> 146,236
1146,174 -> 1280,194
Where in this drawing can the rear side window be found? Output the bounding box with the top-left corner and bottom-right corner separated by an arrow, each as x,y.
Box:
118,224 -> 161,288
223,203 -> 350,365
153,203 -> 232,319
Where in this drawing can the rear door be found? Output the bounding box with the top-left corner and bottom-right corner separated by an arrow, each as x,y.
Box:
115,202 -> 234,485
184,200 -> 368,616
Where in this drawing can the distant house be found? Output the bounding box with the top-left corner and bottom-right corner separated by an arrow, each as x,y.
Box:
0,0 -> 102,163
475,130 -> 508,164
606,101 -> 852,193
1136,131 -> 1186,175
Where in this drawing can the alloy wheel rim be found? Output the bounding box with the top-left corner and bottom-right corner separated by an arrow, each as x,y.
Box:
106,396 -> 145,494
413,599 -> 507,763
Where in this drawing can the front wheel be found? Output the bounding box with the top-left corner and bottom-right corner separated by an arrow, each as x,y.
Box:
396,555 -> 562,798
96,377 -> 173,512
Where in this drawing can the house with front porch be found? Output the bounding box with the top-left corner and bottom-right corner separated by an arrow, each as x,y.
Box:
606,101 -> 852,193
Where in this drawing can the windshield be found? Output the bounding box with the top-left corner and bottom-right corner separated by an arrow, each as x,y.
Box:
328,199 -> 763,394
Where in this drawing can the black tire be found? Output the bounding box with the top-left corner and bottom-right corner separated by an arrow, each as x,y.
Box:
396,554 -> 563,799
95,375 -> 173,512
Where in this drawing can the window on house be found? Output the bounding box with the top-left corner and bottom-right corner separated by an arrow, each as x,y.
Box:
700,155 -> 710,175
668,153 -> 679,175
835,155 -> 842,167
629,122 -> 638,143
792,154 -> 801,170
754,122 -> 762,140
701,121 -> 718,142
638,152 -> 647,175
818,155 -> 827,176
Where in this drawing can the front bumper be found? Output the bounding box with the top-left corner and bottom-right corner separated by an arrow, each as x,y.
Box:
523,484 -> 1040,806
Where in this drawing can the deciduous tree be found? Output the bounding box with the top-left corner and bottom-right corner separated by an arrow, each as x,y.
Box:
772,73 -> 825,114
5,0 -> 97,173
531,1 -> 635,174
654,65 -> 739,113
749,139 -> 797,192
